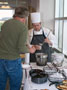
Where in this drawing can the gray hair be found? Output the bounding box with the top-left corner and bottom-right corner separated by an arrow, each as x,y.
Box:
13,7 -> 29,18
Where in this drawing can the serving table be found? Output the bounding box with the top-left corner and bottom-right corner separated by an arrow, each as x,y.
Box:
22,63 -> 58,90
23,77 -> 58,90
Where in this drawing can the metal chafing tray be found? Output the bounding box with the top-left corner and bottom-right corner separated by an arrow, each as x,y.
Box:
43,62 -> 57,75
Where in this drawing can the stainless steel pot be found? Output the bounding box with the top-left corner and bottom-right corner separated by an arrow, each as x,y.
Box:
36,53 -> 48,66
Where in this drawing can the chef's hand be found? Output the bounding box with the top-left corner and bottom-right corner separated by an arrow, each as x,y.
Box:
44,38 -> 53,46
29,46 -> 36,54
34,45 -> 41,50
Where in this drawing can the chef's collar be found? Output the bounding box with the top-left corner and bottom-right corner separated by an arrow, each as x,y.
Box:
34,28 -> 43,35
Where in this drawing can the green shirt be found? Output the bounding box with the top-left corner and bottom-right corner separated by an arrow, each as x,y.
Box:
0,18 -> 29,60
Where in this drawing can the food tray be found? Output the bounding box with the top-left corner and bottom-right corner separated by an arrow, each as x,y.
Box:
43,65 -> 57,75
48,77 -> 65,83
63,69 -> 67,78
48,73 -> 65,83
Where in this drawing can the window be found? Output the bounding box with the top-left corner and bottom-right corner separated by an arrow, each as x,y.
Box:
0,9 -> 14,31
55,0 -> 67,55
63,20 -> 67,55
55,0 -> 59,18
64,0 -> 67,17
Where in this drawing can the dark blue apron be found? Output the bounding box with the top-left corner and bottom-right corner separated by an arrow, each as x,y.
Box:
30,29 -> 51,62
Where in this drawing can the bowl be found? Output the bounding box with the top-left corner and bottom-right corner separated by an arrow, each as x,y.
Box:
51,53 -> 64,67
36,53 -> 48,66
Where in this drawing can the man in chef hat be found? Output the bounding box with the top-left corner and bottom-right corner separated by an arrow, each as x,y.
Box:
27,12 -> 57,62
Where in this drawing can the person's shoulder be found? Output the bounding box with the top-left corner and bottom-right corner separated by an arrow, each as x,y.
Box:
20,24 -> 28,33
2,19 -> 12,24
13,19 -> 27,29
6,18 -> 14,22
3,18 -> 18,25
1,19 -> 13,27
29,28 -> 33,31
28,28 -> 34,36
42,27 -> 50,33
29,28 -> 33,32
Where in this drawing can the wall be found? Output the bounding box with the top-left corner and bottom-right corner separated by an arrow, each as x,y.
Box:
39,0 -> 55,31
30,0 -> 39,11
28,0 -> 39,29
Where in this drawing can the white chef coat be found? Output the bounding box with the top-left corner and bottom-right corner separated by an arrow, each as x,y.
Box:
27,27 -> 57,48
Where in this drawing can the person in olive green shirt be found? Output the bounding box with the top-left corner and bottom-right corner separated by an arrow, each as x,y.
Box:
0,7 -> 36,90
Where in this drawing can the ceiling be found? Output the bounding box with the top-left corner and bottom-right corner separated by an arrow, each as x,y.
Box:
0,0 -> 29,8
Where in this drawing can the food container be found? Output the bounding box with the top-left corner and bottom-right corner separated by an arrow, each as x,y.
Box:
43,66 -> 57,75
29,69 -> 43,77
51,53 -> 64,67
36,53 -> 48,66
29,69 -> 47,84
43,63 -> 57,75
63,69 -> 67,78
25,53 -> 30,64
48,72 -> 65,83
56,81 -> 67,90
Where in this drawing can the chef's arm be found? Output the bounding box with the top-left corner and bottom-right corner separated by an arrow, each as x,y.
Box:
47,32 -> 57,48
44,38 -> 53,46
43,28 -> 57,48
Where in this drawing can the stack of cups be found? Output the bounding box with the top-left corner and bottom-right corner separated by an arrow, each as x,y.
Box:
25,53 -> 30,64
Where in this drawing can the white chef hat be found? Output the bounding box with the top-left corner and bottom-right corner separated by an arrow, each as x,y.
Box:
31,12 -> 41,23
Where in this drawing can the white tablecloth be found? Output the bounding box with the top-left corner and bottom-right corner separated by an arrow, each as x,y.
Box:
24,77 -> 58,90
22,63 -> 58,90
